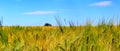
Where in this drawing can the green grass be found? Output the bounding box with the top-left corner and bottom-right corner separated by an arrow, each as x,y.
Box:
0,20 -> 120,51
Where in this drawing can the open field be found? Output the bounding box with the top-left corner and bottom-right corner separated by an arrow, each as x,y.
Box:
1,0 -> 120,51
0,23 -> 120,51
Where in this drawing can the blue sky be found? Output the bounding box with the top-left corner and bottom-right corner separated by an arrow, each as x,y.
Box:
0,0 -> 120,26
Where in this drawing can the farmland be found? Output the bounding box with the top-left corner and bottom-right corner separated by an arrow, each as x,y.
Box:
0,23 -> 120,51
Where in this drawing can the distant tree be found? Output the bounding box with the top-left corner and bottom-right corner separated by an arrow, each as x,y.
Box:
44,23 -> 52,26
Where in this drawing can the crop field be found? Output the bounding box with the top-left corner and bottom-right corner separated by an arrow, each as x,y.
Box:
0,22 -> 120,51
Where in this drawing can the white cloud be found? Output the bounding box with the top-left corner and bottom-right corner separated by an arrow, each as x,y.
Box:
89,1 -> 112,7
23,11 -> 56,15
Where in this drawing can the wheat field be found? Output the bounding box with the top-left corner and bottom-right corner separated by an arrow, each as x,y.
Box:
0,22 -> 120,51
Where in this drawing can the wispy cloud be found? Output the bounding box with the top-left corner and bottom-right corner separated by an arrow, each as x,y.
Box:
23,11 -> 56,15
89,1 -> 112,7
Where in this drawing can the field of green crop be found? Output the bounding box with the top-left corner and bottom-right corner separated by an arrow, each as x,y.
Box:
0,22 -> 120,51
